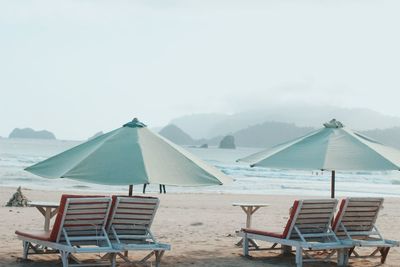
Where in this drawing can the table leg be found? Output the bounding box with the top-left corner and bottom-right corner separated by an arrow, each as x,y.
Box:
44,207 -> 51,231
237,206 -> 260,249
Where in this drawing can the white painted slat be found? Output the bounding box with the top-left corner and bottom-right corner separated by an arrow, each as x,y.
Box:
64,225 -> 103,231
119,197 -> 159,204
117,203 -> 156,209
68,198 -> 110,204
342,211 -> 377,217
302,199 -> 337,204
346,206 -> 379,212
112,219 -> 148,225
347,202 -> 382,207
68,203 -> 109,210
301,204 -> 336,209
113,224 -> 146,230
297,213 -> 331,219
296,223 -> 329,229
114,214 -> 153,220
296,218 -> 332,224
116,208 -> 155,214
347,198 -> 383,202
298,209 -> 334,214
342,221 -> 373,226
65,213 -> 106,220
64,219 -> 105,225
68,208 -> 107,215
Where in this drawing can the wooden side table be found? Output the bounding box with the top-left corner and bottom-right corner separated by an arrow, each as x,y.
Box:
28,201 -> 59,231
233,202 -> 270,248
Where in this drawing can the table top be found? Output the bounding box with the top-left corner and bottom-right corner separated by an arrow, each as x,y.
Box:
232,202 -> 270,207
28,201 -> 59,208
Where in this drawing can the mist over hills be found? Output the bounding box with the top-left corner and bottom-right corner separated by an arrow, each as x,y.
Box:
162,106 -> 400,149
170,106 -> 400,139
159,121 -> 316,148
159,124 -> 195,145
363,127 -> 400,149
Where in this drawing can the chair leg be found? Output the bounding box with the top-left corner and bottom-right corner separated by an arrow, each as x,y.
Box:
348,247 -> 355,257
380,247 -> 390,264
243,234 -> 249,256
281,245 -> 292,255
110,253 -> 116,267
155,250 -> 165,267
60,250 -> 70,267
337,248 -> 349,266
22,241 -> 29,259
295,246 -> 303,267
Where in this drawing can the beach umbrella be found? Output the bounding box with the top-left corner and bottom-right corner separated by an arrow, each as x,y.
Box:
25,118 -> 231,195
238,119 -> 400,198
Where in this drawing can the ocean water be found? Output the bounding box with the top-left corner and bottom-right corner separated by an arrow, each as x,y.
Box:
1,138 -> 400,197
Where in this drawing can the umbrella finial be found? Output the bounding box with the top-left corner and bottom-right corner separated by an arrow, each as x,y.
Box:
323,119 -> 344,128
123,118 -> 147,128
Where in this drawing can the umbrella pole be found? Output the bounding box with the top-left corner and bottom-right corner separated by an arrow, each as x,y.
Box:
331,170 -> 335,199
128,185 -> 133,196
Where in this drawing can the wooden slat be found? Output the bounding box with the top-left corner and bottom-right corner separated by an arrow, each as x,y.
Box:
65,213 -> 106,220
343,222 -> 373,230
348,198 -> 383,202
64,225 -> 102,231
297,213 -> 331,219
68,198 -> 110,204
68,203 -> 109,210
116,208 -> 155,215
113,224 -> 146,230
67,208 -> 109,214
119,198 -> 158,204
342,211 -> 377,217
114,214 -> 153,220
117,204 -> 156,209
296,218 -> 332,224
302,200 -> 337,204
345,206 -> 379,212
347,202 -> 382,207
112,219 -> 148,225
301,204 -> 336,209
296,223 -> 328,229
300,208 -> 332,214
341,217 -> 376,222
64,219 -> 105,225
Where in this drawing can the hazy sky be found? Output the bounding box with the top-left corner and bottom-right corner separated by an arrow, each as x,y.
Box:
1,0 -> 400,140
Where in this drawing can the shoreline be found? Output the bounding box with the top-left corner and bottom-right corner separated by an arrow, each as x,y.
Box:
0,186 -> 399,266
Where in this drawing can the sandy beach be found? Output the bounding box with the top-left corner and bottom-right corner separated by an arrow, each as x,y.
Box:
0,186 -> 399,267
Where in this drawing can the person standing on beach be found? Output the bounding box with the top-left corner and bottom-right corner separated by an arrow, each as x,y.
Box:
159,184 -> 166,194
143,183 -> 148,194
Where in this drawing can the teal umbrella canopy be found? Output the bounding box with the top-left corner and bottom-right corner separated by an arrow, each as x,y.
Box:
25,118 -> 232,187
238,119 -> 400,197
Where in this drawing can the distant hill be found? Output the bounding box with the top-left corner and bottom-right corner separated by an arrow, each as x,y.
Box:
169,113 -> 229,139
170,106 -> 400,139
159,119 -> 400,150
232,121 -> 314,148
158,121 -> 315,148
9,128 -> 56,139
361,127 -> 400,149
159,124 -> 195,145
219,135 -> 236,149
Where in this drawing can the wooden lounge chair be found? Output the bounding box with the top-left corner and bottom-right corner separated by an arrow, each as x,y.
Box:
239,199 -> 352,267
16,195 -> 117,267
107,195 -> 170,267
332,197 -> 400,263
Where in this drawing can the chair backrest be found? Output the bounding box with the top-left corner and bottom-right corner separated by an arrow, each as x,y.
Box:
107,195 -> 159,244
49,195 -> 112,245
332,197 -> 383,240
282,199 -> 338,241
